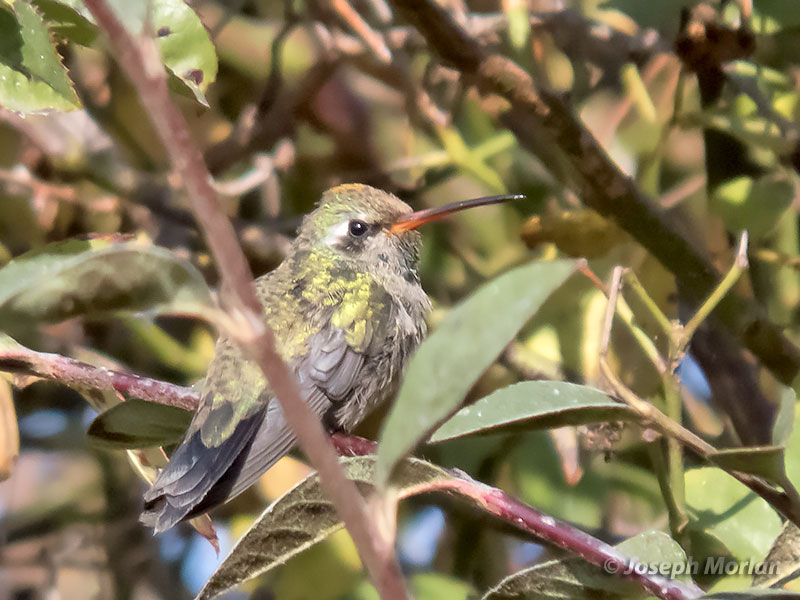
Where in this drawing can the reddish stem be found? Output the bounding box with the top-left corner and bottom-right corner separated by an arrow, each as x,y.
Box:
0,345 -> 199,411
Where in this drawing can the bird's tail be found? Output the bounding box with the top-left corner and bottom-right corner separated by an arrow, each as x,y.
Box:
140,408 -> 266,533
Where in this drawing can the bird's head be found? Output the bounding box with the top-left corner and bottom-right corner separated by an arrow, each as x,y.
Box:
295,183 -> 522,279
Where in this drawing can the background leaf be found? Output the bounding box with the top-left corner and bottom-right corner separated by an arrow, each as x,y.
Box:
348,573 -> 476,600
685,467 -> 782,563
376,259 -> 577,485
699,592 -> 800,599
0,238 -> 213,327
709,175 -> 794,240
87,398 -> 191,449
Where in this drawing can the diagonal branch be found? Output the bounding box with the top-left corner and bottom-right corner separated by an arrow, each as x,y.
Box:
79,2 -> 409,598
334,435 -> 703,600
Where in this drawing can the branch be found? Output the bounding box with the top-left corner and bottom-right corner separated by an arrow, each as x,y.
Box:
386,0 -> 800,385
80,3 -> 408,598
0,341 -> 199,411
336,434 -> 703,600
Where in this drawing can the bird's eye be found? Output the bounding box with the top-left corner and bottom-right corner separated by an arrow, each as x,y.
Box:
348,220 -> 369,237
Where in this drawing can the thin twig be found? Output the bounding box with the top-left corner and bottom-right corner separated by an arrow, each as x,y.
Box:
80,2 -> 409,598
211,154 -> 277,198
329,0 -> 392,63
0,166 -> 77,203
676,231 -> 749,355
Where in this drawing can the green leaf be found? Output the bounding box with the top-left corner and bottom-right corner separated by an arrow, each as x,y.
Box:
510,430 -> 604,528
710,175 -> 794,240
195,457 -> 452,600
30,0 -> 97,45
429,381 -> 634,443
0,1 -> 80,113
0,238 -> 213,327
708,446 -> 787,486
408,573 -> 476,600
772,386 -> 796,446
87,398 -> 192,449
504,0 -> 531,50
482,531 -> 689,600
0,237 -> 109,302
685,467 -> 782,563
783,403 -> 800,496
376,259 -> 577,486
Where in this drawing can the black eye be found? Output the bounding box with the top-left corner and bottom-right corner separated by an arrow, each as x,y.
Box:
348,220 -> 369,237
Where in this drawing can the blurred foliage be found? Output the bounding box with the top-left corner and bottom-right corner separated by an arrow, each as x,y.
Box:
3,0 -> 800,599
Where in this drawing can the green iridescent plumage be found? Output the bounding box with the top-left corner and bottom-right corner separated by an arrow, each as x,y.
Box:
141,184 -> 431,532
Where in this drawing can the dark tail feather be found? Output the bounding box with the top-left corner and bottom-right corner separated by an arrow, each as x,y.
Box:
140,409 -> 265,533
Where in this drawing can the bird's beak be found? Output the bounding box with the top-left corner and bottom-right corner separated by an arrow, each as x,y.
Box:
389,194 -> 525,234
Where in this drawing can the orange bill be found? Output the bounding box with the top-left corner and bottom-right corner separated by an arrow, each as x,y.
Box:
390,194 -> 525,234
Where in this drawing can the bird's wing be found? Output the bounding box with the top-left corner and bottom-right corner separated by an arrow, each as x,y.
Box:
141,339 -> 272,532
222,277 -> 396,501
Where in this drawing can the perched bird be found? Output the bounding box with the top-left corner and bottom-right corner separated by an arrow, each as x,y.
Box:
141,184 -> 519,532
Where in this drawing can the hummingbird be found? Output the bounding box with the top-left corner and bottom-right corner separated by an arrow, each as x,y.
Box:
140,184 -> 520,533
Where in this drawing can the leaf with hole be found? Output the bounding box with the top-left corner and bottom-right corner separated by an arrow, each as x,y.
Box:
31,0 -> 217,106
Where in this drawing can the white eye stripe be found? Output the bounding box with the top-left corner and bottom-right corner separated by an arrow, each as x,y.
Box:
324,216 -> 368,246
